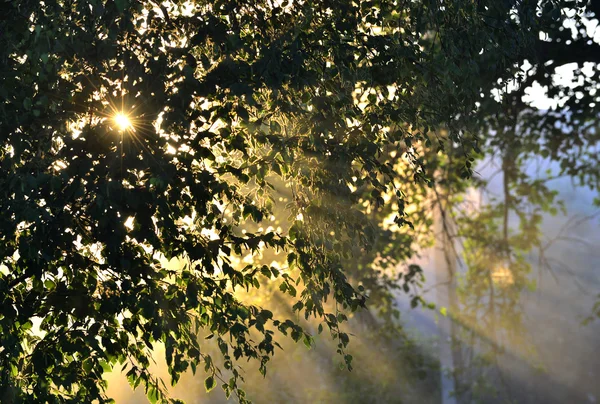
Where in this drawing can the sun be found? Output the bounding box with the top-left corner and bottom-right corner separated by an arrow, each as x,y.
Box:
114,112 -> 132,131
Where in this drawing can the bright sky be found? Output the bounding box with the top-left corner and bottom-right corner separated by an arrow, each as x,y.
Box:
522,14 -> 600,110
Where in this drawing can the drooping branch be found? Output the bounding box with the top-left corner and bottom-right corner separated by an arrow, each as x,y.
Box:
535,38 -> 600,67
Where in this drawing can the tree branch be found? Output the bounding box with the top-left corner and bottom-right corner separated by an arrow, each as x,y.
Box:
535,38 -> 600,67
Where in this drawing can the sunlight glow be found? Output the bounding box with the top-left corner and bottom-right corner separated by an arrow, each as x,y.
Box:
124,216 -> 135,231
114,113 -> 132,131
491,265 -> 514,287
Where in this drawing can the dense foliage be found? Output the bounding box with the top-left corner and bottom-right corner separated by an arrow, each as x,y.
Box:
0,0 -> 585,403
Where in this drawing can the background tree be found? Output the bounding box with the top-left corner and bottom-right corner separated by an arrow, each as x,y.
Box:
429,2 -> 600,402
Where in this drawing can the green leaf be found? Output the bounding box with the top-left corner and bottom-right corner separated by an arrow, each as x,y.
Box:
147,386 -> 159,404
82,359 -> 93,373
303,335 -> 312,349
204,375 -> 216,392
99,360 -> 112,373
270,120 -> 281,134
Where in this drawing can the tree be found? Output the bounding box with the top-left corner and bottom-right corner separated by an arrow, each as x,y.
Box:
428,2 -> 600,401
0,0 -> 552,403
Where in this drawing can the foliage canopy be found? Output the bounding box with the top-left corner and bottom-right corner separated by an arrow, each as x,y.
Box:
1,0 -> 588,402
